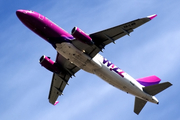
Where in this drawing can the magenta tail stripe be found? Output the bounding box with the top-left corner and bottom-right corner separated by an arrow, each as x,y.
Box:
136,75 -> 161,86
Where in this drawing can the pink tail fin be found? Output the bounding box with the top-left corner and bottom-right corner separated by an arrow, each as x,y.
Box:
136,75 -> 161,87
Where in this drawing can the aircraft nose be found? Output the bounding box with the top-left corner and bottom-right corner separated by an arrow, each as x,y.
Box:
16,9 -> 24,15
16,10 -> 25,19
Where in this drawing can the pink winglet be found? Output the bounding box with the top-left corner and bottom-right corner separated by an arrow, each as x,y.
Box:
54,101 -> 59,106
148,14 -> 157,20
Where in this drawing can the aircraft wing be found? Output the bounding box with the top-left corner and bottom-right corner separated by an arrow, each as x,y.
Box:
72,14 -> 157,58
48,53 -> 80,105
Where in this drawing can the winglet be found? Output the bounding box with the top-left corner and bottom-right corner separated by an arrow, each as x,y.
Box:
147,14 -> 157,20
54,101 -> 59,106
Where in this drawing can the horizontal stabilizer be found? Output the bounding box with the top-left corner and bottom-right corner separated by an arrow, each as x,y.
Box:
134,97 -> 147,115
143,82 -> 172,96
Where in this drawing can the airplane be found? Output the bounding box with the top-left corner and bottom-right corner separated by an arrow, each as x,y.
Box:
16,9 -> 172,114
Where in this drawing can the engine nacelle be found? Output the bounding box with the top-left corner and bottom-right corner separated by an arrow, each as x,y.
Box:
39,55 -> 60,73
71,27 -> 94,46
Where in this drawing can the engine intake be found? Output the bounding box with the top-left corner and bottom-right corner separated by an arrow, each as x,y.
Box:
71,27 -> 94,46
39,55 -> 60,73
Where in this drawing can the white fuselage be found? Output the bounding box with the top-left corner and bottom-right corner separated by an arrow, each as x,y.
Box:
56,42 -> 158,104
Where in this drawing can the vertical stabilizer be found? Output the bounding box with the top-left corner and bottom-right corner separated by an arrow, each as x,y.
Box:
136,75 -> 161,87
134,97 -> 147,115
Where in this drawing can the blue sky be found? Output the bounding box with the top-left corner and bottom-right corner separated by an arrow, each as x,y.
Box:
0,0 -> 180,120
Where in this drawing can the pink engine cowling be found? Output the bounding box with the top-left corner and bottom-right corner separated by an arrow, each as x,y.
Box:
39,55 -> 60,73
71,27 -> 94,46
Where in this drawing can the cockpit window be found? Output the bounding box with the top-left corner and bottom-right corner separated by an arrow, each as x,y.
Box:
27,10 -> 34,13
23,10 -> 34,14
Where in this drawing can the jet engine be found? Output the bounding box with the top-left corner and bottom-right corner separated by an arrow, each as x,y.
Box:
39,55 -> 60,73
71,27 -> 94,46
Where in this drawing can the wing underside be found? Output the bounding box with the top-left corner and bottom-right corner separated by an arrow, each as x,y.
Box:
72,15 -> 156,58
48,53 -> 80,105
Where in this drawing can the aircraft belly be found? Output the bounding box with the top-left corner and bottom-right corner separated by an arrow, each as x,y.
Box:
94,65 -> 130,92
94,64 -> 149,99
55,43 -> 155,103
92,56 -> 159,103
55,43 -> 101,73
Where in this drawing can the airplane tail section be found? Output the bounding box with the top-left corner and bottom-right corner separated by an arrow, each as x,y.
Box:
134,97 -> 147,115
136,75 -> 161,87
143,82 -> 172,96
134,82 -> 172,115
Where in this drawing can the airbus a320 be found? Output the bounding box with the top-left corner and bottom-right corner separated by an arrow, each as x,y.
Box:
16,9 -> 172,114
